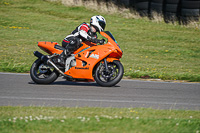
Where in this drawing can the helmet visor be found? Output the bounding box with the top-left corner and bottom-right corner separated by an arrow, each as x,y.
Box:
99,21 -> 106,31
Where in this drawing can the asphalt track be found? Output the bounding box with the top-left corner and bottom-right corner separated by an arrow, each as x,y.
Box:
0,72 -> 200,110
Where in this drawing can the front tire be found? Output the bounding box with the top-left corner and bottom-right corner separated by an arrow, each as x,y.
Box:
30,59 -> 59,84
94,60 -> 124,87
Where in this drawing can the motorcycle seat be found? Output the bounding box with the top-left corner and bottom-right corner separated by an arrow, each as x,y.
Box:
54,45 -> 65,51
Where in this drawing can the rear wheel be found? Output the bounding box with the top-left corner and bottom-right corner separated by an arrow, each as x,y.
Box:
94,60 -> 124,87
30,59 -> 59,84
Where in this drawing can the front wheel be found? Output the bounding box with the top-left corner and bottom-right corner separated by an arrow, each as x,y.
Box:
94,60 -> 124,87
30,59 -> 59,84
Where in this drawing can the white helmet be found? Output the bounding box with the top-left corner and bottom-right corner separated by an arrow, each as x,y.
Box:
90,15 -> 106,32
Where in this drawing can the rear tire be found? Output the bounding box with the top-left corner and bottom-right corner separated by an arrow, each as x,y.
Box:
94,60 -> 124,87
30,59 -> 59,84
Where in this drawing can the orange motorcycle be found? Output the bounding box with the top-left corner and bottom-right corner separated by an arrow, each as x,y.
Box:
30,31 -> 124,87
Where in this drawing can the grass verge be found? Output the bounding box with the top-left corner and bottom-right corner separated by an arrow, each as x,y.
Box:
0,106 -> 200,132
0,0 -> 200,81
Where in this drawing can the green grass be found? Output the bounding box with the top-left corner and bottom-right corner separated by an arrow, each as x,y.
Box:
0,106 -> 200,133
1,1 -> 199,132
0,0 -> 200,81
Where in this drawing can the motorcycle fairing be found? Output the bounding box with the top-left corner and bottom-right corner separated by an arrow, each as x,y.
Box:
64,44 -> 116,80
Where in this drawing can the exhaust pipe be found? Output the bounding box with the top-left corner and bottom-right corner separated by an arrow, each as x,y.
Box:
33,51 -> 70,78
34,51 -> 48,62
47,60 -> 68,77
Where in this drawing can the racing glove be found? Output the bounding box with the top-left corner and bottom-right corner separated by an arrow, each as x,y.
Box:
88,37 -> 105,44
97,39 -> 105,45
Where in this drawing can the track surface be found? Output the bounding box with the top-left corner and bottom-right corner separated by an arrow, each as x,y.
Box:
0,72 -> 200,110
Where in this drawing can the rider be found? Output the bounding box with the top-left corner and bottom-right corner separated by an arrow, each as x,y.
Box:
57,15 -> 106,66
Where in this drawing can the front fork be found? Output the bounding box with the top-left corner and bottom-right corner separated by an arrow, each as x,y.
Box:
103,58 -> 109,72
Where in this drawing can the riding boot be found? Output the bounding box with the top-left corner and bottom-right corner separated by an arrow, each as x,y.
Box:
57,49 -> 70,66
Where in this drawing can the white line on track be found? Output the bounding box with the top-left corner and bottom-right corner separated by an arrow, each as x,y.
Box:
1,72 -> 200,84
0,72 -> 29,76
1,96 -> 200,106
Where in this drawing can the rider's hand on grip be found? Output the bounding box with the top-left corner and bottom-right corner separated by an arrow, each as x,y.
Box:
97,39 -> 105,45
90,37 -> 97,43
